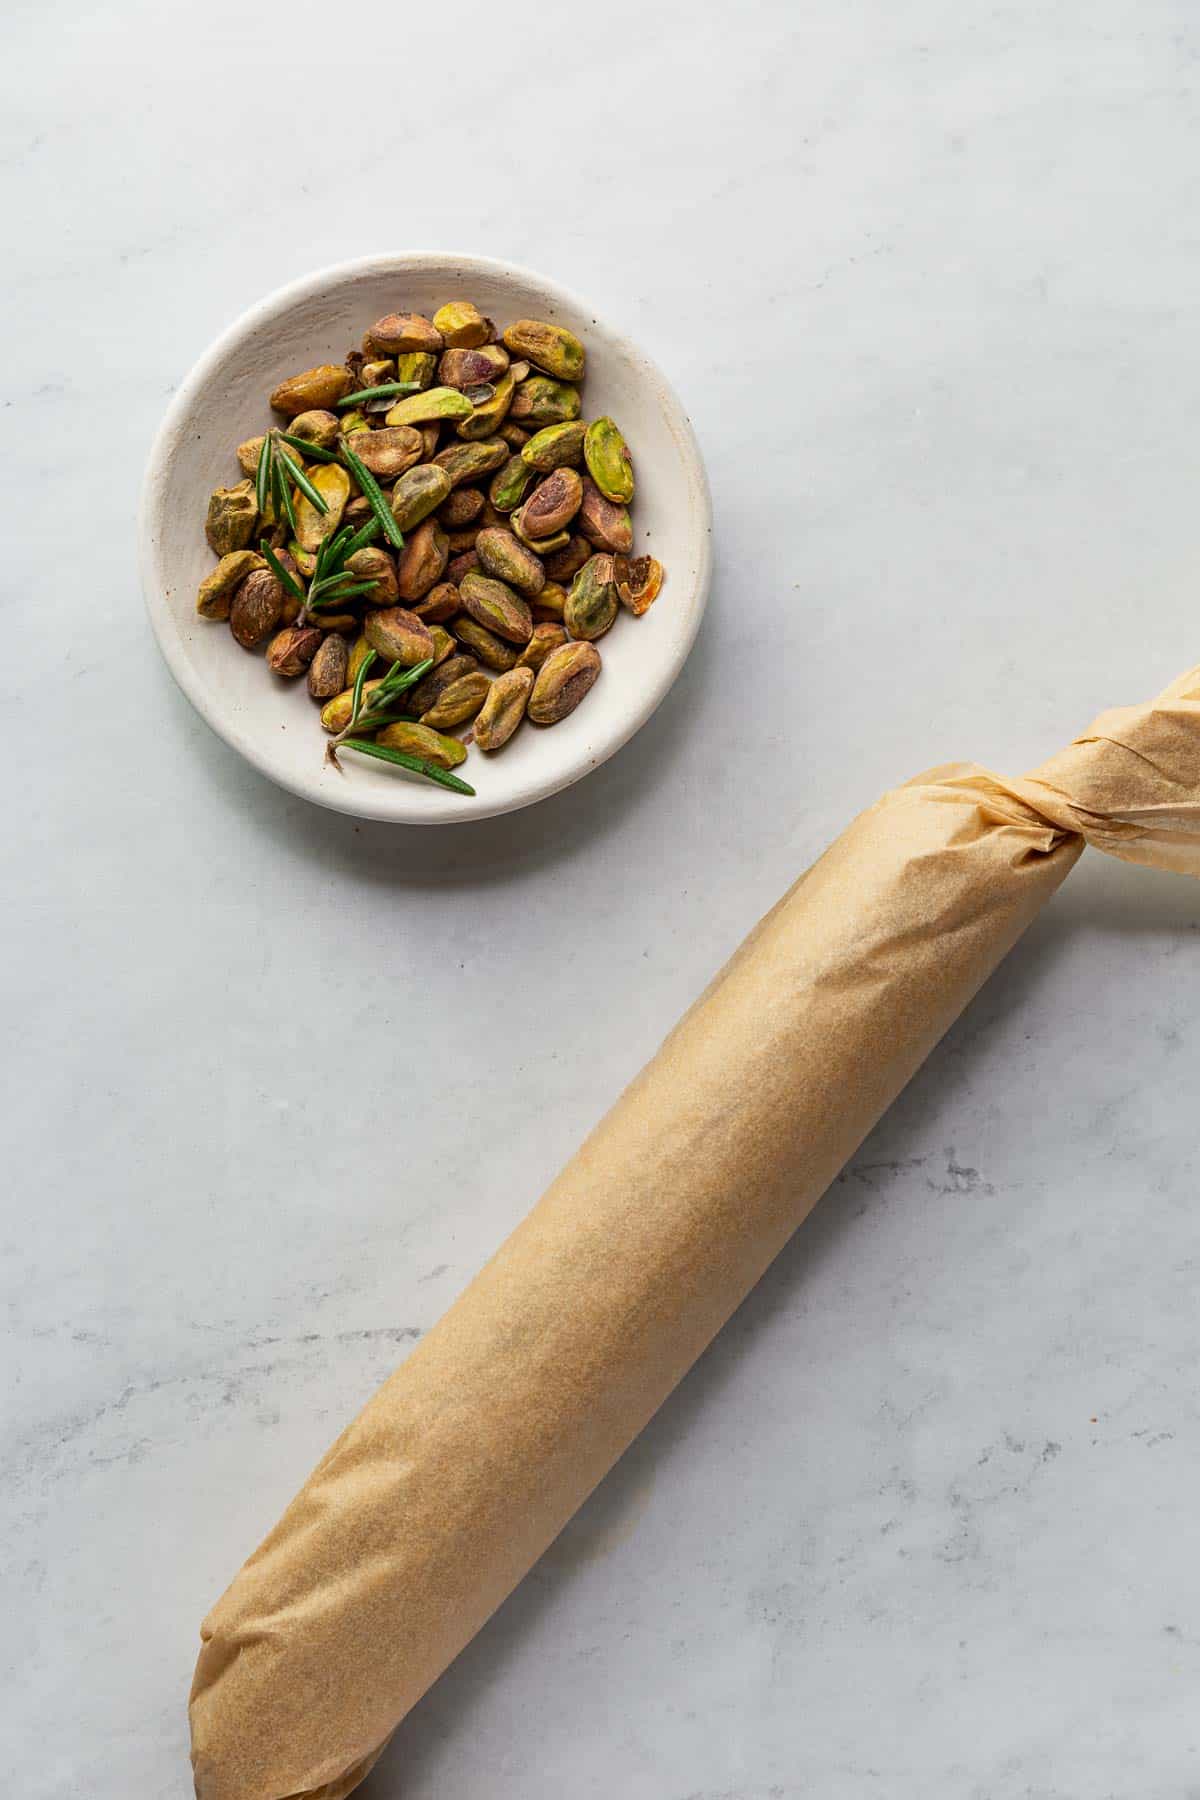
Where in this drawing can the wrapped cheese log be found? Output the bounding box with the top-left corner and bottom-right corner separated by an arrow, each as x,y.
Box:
191,666 -> 1200,1800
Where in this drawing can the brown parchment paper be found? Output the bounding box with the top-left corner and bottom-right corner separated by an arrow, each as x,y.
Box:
190,666 -> 1200,1800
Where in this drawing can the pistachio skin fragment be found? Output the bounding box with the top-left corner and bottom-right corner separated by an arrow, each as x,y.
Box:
528,640 -> 601,724
614,554 -> 665,616
473,665 -> 535,752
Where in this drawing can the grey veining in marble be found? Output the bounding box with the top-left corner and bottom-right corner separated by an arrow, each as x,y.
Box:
3,2 -> 1199,1795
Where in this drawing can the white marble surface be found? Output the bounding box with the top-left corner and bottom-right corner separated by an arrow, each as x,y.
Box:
4,3 -> 1200,1795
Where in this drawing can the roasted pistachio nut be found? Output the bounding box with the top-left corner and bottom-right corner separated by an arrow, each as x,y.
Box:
451,615 -> 522,670
288,409 -> 341,449
236,434 -> 269,477
390,464 -> 452,531
475,526 -> 546,597
346,545 -> 399,606
384,385 -> 474,428
488,453 -> 536,514
428,625 -> 456,667
269,364 -> 353,417
406,653 -> 480,717
339,409 -> 370,436
396,518 -> 450,601
542,533 -> 592,582
345,424 -> 424,481
439,345 -> 509,389
500,421 -> 531,448
320,679 -> 383,734
294,461 -> 351,553
444,526 -> 479,554
205,481 -> 258,555
432,300 -> 489,349
446,549 -> 480,585
577,475 -> 633,554
468,665 -> 531,752
196,549 -> 265,619
518,465 -> 584,540
517,620 -> 568,670
459,570 -> 533,645
361,359 -> 395,388
229,568 -> 284,648
511,516 -> 571,556
346,633 -> 374,684
520,420 -> 587,472
433,437 -> 508,489
614,554 -> 664,616
438,486 -> 485,529
419,669 -> 492,729
267,624 -> 323,677
363,312 -> 443,356
583,416 -> 635,504
529,580 -> 568,621
288,541 -> 318,577
376,720 -> 468,770
344,495 -> 373,523
457,367 -> 518,441
364,605 -> 436,667
308,632 -> 350,699
501,319 -> 586,383
395,351 -> 438,391
529,639 -> 601,724
508,374 -> 581,426
565,553 -> 618,641
418,423 -> 442,460
412,580 -> 461,623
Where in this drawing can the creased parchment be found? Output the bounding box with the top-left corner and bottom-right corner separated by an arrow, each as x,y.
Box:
190,666 -> 1200,1800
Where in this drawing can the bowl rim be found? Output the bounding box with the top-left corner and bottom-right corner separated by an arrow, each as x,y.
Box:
138,251 -> 712,824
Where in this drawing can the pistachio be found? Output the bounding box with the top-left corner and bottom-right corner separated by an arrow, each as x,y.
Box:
407,653 -> 480,717
444,526 -> 478,553
451,615 -> 522,670
267,624 -> 323,677
364,313 -> 443,356
583,416 -> 635,503
508,374 -> 581,425
288,541 -> 318,578
510,514 -> 571,556
433,437 -> 508,489
396,518 -> 450,600
542,534 -> 592,583
364,605 -> 436,667
488,452 -> 536,514
308,632 -> 350,699
345,424 -> 424,481
395,351 -> 439,390
614,554 -> 664,616
446,548 -> 480,585
564,553 -> 618,641
361,359 -> 395,388
344,495 -> 373,524
289,409 -> 341,449
518,466 -> 583,539
439,487 -> 485,529
346,545 -> 399,607
339,409 -> 370,436
384,386 -> 474,428
419,670 -> 492,729
472,665 -> 534,752
530,581 -> 568,622
433,300 -> 490,348
475,526 -> 545,597
528,640 -> 601,724
577,475 -> 633,554
376,720 -> 469,770
270,364 -> 353,416
478,498 -> 511,533
457,367 -> 518,441
346,633 -> 374,684
429,625 -> 456,667
321,679 -> 384,734
501,320 -> 586,383
518,621 -> 568,671
229,568 -> 284,648
418,423 -> 442,460
196,549 -> 265,620
500,421 -> 531,448
439,345 -> 510,389
390,464 -> 452,531
236,435 -> 270,478
205,480 -> 258,555
294,461 -> 351,553
459,569 -> 533,644
520,420 -> 587,471
412,580 -> 461,624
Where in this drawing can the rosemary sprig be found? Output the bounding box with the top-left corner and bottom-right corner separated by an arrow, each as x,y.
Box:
338,738 -> 476,795
278,429 -> 338,464
274,444 -> 329,517
272,453 -> 298,536
259,538 -> 307,605
326,655 -> 435,763
339,438 -> 406,551
337,382 -> 420,408
254,430 -> 273,516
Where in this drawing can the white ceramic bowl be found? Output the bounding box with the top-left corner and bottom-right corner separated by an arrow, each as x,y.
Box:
139,254 -> 712,824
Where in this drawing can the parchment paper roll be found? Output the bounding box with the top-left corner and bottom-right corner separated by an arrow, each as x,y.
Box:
190,666 -> 1200,1800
